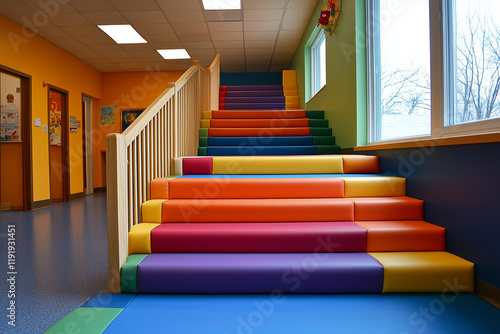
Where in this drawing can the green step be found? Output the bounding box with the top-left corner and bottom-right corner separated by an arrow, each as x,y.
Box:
199,137 -> 208,147
317,145 -> 341,154
313,136 -> 335,145
310,127 -> 332,136
198,147 -> 207,156
121,254 -> 148,293
306,110 -> 324,119
309,119 -> 328,128
199,128 -> 208,137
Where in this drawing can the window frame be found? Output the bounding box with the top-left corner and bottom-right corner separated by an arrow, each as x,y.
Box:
310,30 -> 327,98
365,0 -> 500,146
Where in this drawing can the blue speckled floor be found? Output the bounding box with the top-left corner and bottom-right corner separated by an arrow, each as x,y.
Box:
0,193 -> 108,333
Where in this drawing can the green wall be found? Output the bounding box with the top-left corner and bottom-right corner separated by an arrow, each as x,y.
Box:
288,0 -> 367,148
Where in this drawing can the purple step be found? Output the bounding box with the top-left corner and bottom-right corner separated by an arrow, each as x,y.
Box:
224,96 -> 285,103
224,102 -> 286,110
137,253 -> 384,293
226,90 -> 284,97
226,85 -> 283,91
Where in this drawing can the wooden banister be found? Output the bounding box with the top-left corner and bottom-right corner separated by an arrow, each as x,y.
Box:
106,55 -> 220,293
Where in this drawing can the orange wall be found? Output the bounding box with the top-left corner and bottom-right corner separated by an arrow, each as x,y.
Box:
93,71 -> 184,188
0,15 -> 101,202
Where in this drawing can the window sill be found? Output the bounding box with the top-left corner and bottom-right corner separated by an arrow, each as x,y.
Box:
354,131 -> 500,151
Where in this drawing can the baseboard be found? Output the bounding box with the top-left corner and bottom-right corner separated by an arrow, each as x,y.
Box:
94,187 -> 106,193
68,192 -> 85,201
476,279 -> 500,309
29,199 -> 53,210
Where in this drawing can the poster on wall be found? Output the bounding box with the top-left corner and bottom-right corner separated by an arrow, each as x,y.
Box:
1,107 -> 21,142
99,106 -> 115,126
122,109 -> 144,132
70,115 -> 77,133
49,91 -> 62,146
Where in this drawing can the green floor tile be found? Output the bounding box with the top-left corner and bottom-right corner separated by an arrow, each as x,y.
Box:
45,308 -> 123,334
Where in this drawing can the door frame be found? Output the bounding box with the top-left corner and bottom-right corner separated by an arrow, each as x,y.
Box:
82,95 -> 93,195
0,65 -> 32,210
47,85 -> 70,202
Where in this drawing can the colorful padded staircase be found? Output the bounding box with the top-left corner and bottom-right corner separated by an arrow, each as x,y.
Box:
198,109 -> 340,156
199,70 -> 341,156
122,155 -> 475,294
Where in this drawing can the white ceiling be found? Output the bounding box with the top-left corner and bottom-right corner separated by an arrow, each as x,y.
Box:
0,0 -> 318,72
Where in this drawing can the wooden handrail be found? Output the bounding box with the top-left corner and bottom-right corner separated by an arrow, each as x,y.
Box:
106,55 -> 220,293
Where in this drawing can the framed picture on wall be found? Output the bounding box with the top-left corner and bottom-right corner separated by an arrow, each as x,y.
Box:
99,105 -> 115,126
121,109 -> 144,132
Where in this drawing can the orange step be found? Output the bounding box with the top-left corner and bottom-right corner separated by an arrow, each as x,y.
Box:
208,127 -> 311,137
166,178 -> 345,199
353,197 -> 424,221
211,110 -> 307,119
162,198 -> 354,223
209,119 -> 310,128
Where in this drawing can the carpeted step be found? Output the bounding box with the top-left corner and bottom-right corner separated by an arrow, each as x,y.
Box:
136,252 -> 384,293
223,85 -> 283,91
150,222 -> 367,253
224,90 -> 284,97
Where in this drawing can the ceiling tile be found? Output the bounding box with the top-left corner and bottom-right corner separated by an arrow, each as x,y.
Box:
75,35 -> 114,45
242,0 -> 286,9
119,44 -> 157,51
50,13 -> 91,26
177,33 -> 211,42
117,63 -> 149,71
171,22 -> 209,35
134,23 -> 175,35
244,31 -> 277,41
284,8 -> 312,21
246,54 -> 272,62
218,54 -> 244,62
246,64 -> 270,72
49,37 -> 90,51
281,19 -> 309,31
21,0 -> 76,13
163,10 -> 205,23
149,41 -> 184,49
244,40 -> 276,49
69,0 -> 116,12
243,9 -> 283,21
143,34 -> 180,43
87,44 -> 124,52
61,25 -> 103,37
213,40 -> 244,49
272,53 -> 293,62
108,0 -> 162,11
157,0 -> 202,11
216,48 -> 244,56
36,27 -> 70,38
207,21 -> 243,32
183,41 -> 215,49
98,51 -> 135,60
121,11 -> 168,24
210,32 -> 243,42
92,64 -> 123,72
77,50 -> 103,60
245,48 -> 273,56
287,0 -> 318,9
83,12 -> 128,25
126,50 -> 162,59
268,63 -> 289,71
204,10 -> 242,22
243,20 -> 280,32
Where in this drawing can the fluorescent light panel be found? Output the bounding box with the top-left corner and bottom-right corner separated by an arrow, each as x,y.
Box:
202,0 -> 241,10
157,49 -> 191,60
98,25 -> 146,44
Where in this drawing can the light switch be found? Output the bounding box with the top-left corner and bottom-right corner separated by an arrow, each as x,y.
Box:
34,118 -> 41,127
42,125 -> 48,133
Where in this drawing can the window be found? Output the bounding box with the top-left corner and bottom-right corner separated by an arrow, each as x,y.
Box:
311,31 -> 326,97
445,0 -> 500,127
367,0 -> 500,144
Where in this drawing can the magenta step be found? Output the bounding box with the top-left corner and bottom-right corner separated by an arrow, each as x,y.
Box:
151,222 -> 367,253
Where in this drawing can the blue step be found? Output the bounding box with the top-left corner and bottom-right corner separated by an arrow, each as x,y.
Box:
206,136 -> 316,147
224,102 -> 286,110
205,146 -> 318,156
224,96 -> 286,103
226,85 -> 283,91
226,90 -> 284,97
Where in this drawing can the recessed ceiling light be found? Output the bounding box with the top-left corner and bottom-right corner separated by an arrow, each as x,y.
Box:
202,0 -> 241,10
157,49 -> 191,60
98,25 -> 147,44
